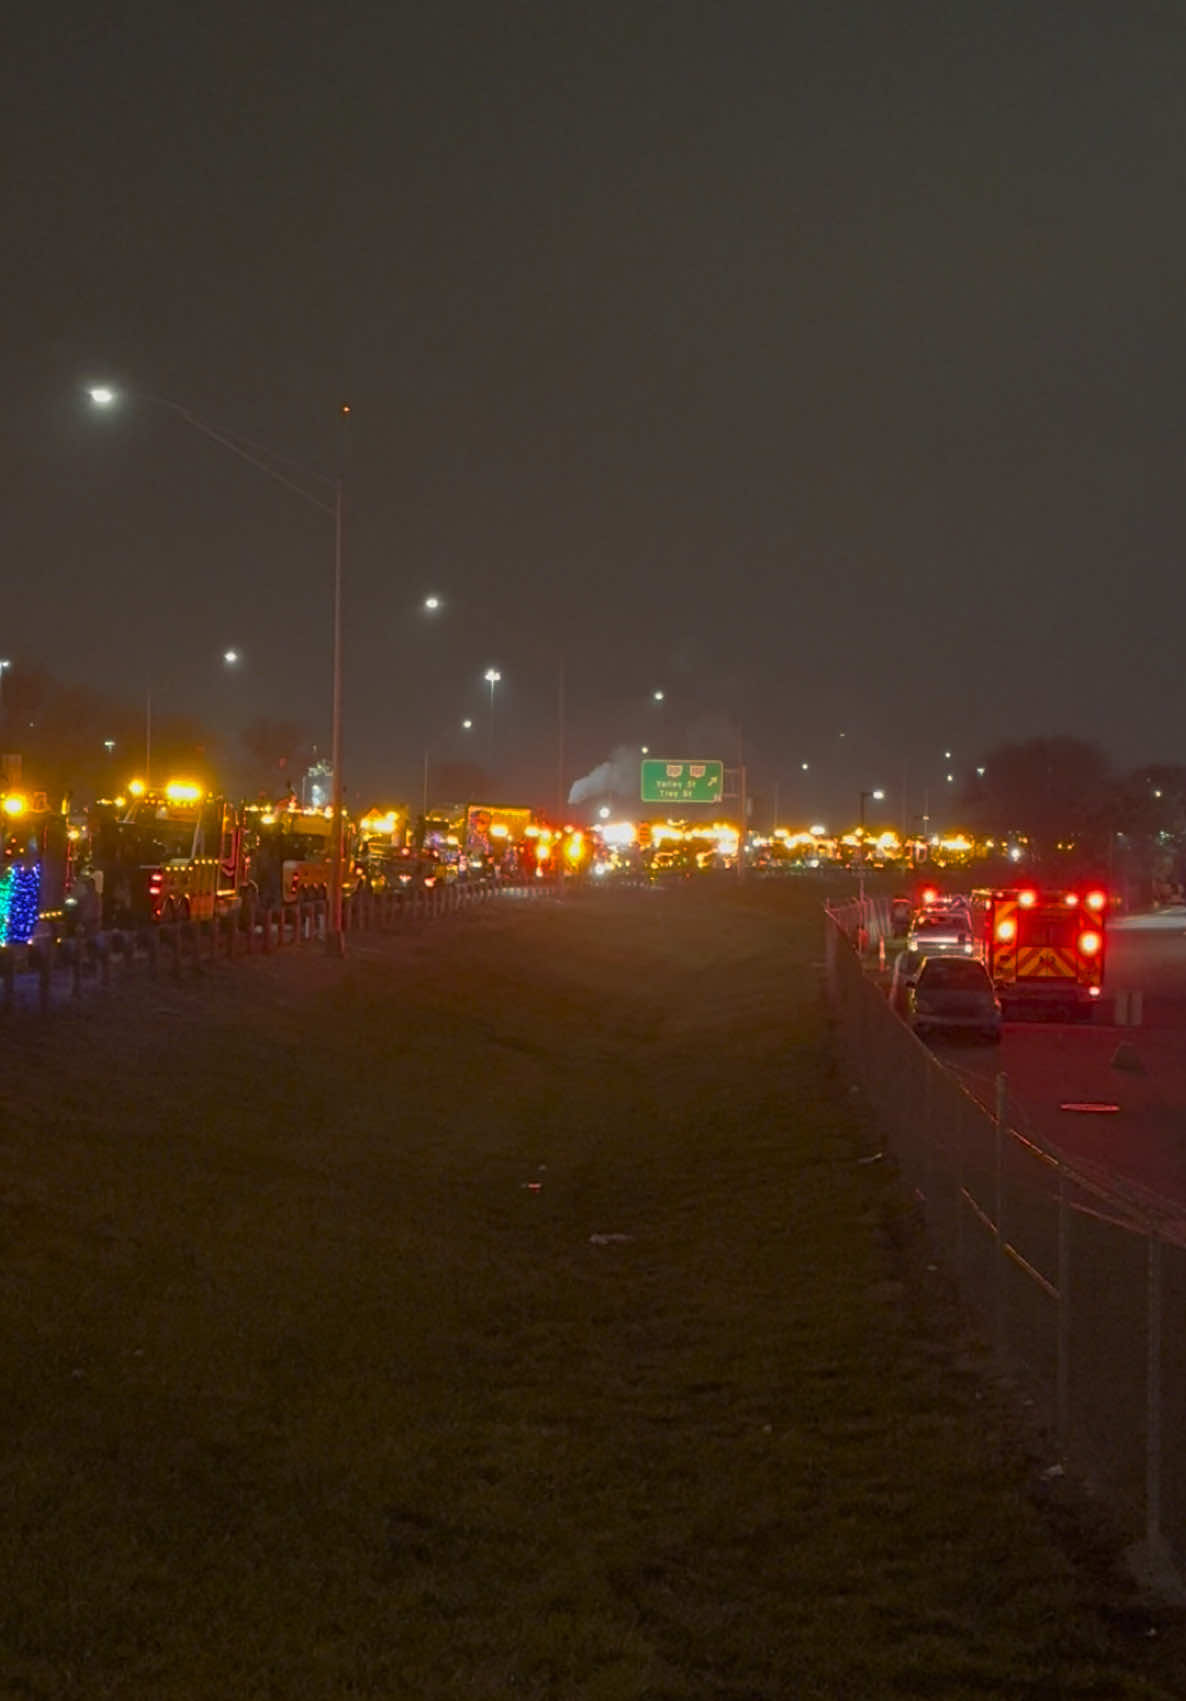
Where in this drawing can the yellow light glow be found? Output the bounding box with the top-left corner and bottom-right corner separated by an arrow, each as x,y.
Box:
490,823 -> 510,838
565,831 -> 585,862
361,812 -> 397,836
2,794 -> 26,817
164,780 -> 203,803
114,795 -> 127,809
128,779 -> 146,797
260,812 -> 276,825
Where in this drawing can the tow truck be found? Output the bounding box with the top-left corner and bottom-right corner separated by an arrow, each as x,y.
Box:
92,780 -> 244,925
970,886 -> 1107,1020
241,801 -> 350,908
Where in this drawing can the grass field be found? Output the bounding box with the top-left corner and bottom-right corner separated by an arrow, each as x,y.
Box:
1,881 -> 1183,1698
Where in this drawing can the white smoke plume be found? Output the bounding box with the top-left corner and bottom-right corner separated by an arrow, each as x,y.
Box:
567,744 -> 642,807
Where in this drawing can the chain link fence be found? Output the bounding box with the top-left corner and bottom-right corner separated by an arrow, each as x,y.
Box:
825,901 -> 1186,1589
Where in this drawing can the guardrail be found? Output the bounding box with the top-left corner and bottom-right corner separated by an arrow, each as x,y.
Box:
824,902 -> 1186,1593
0,876 -> 557,1017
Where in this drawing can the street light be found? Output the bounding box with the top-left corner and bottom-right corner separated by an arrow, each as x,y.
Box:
652,689 -> 665,702
422,595 -> 442,613
86,382 -> 350,952
223,648 -> 241,666
858,787 -> 885,831
423,716 -> 474,814
484,668 -> 501,771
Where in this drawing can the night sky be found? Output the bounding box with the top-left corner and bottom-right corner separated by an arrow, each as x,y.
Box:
6,3 -> 1185,826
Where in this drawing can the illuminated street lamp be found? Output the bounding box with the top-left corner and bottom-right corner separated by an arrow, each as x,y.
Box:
223,648 -> 241,666
858,787 -> 885,831
484,667 -> 502,769
422,594 -> 442,613
652,689 -> 665,702
86,382 -> 349,952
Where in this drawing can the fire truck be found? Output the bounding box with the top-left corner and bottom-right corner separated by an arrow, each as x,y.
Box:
93,781 -> 244,925
970,886 -> 1107,1019
241,802 -> 349,908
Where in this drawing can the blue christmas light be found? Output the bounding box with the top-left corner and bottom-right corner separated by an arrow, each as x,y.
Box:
0,863 -> 41,945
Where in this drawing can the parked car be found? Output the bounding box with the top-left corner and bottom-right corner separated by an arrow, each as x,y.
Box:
907,955 -> 1001,1043
906,911 -> 975,956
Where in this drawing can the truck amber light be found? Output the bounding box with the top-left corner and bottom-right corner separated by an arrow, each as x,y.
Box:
996,918 -> 1016,942
1078,930 -> 1102,956
1019,889 -> 1037,908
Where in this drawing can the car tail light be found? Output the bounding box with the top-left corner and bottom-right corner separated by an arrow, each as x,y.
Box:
1019,890 -> 1037,908
1085,890 -> 1106,911
996,918 -> 1016,942
1078,930 -> 1102,957
921,887 -> 938,905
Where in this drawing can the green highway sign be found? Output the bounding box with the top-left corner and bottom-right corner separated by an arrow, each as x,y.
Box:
640,758 -> 724,805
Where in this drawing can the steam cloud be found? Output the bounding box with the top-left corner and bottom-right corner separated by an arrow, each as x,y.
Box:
568,744 -> 641,807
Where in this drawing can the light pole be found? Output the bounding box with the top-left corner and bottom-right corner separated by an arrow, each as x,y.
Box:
484,667 -> 501,773
423,718 -> 473,815
856,787 -> 884,916
422,594 -> 568,822
858,787 -> 885,833
87,384 -> 350,953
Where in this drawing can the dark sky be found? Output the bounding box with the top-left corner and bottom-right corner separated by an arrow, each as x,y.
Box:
6,2 -> 1185,826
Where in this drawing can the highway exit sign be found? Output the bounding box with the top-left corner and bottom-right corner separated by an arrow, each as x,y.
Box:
640,759 -> 724,805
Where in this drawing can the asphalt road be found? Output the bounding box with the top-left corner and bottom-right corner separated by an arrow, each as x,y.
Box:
910,914 -> 1186,1214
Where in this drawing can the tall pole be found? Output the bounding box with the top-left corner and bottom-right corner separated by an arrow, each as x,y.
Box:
422,748 -> 430,816
487,676 -> 496,771
328,474 -> 345,953
556,650 -> 566,824
736,721 -> 746,882
145,688 -> 152,788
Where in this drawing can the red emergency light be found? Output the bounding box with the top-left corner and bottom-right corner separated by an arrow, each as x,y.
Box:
1063,892 -> 1079,907
1085,890 -> 1107,912
1078,930 -> 1102,957
921,886 -> 938,905
996,918 -> 1016,942
1018,889 -> 1037,908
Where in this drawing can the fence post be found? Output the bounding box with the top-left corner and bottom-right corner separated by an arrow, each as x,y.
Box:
994,1071 -> 1007,1353
1146,1229 -> 1164,1559
1057,1161 -> 1071,1461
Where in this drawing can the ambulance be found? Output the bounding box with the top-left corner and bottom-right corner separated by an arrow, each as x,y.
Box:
970,886 -> 1106,1019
